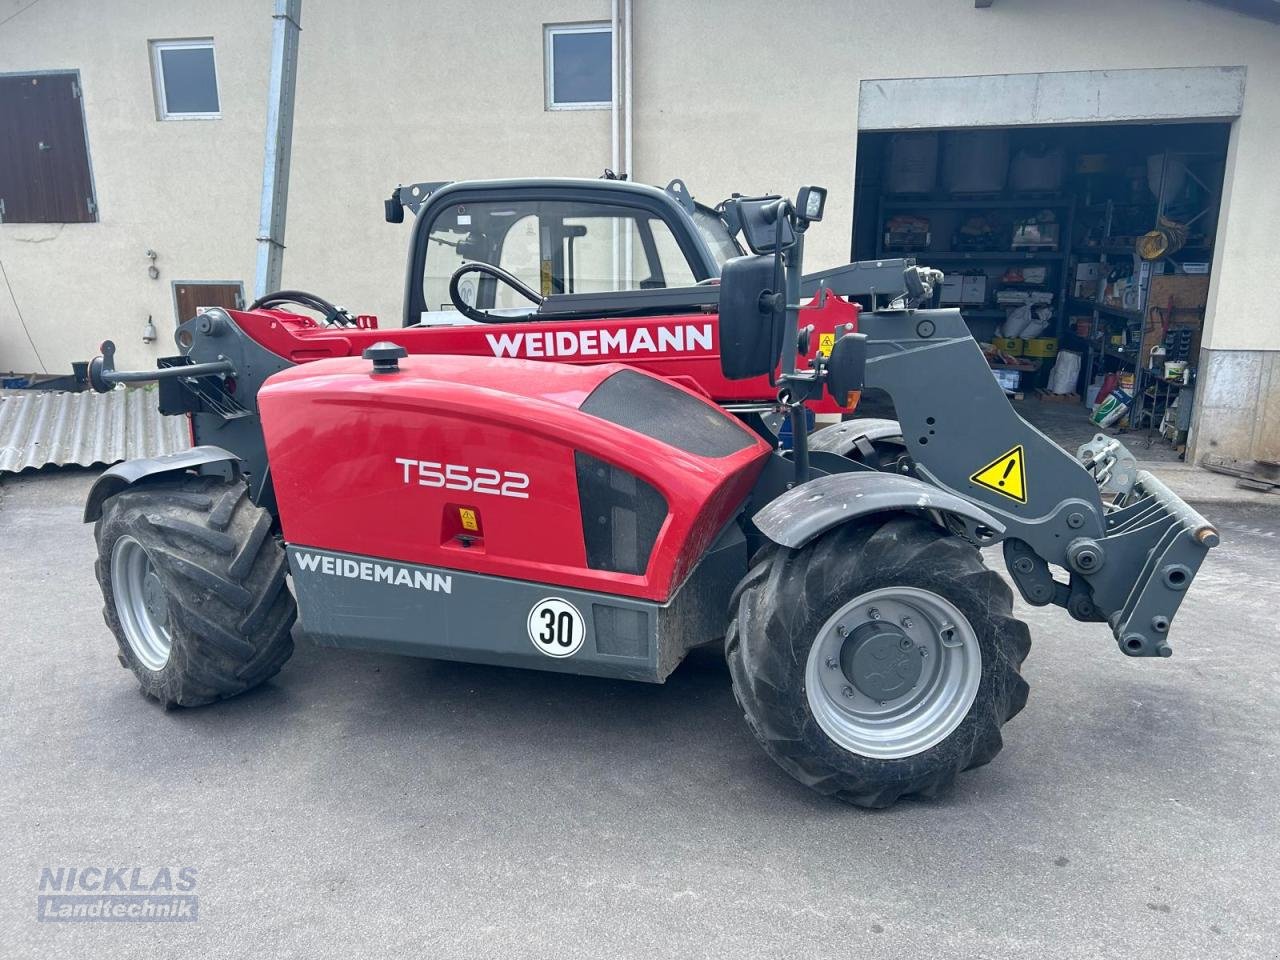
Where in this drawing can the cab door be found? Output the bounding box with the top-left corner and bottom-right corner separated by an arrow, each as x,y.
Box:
406,184 -> 728,327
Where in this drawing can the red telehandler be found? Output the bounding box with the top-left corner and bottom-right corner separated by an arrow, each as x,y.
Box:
84,179 -> 1216,806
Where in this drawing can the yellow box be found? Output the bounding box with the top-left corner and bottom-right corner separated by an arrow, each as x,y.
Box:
993,336 -> 1024,356
1023,337 -> 1059,358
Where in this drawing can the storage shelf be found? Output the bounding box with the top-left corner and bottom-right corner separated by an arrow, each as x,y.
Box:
874,191 -> 1075,356
905,251 -> 1067,263
1068,297 -> 1144,322
1083,200 -> 1156,210
1091,345 -> 1138,363
882,195 -> 1074,211
1072,244 -> 1136,257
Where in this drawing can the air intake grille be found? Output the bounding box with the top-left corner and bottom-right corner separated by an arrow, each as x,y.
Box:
575,452 -> 667,575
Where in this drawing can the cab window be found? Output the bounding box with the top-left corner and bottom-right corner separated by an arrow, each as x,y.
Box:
422,198 -> 703,320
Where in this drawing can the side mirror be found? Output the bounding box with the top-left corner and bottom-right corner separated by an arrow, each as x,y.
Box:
825,332 -> 868,408
384,191 -> 404,224
723,196 -> 794,254
718,254 -> 783,380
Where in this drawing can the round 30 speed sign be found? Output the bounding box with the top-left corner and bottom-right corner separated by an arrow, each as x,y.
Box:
527,598 -> 585,658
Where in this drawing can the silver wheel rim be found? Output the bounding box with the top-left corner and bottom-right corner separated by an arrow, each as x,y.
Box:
805,586 -> 982,759
111,535 -> 173,671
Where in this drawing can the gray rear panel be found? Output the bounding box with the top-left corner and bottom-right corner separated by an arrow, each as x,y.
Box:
286,522 -> 745,683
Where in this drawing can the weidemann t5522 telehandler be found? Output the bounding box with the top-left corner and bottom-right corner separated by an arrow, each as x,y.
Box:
84,178 -> 1217,807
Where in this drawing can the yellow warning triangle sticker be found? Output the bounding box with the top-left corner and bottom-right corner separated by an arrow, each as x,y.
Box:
970,445 -> 1027,503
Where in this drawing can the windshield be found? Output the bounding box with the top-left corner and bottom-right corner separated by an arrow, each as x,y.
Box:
691,205 -> 743,268
420,198 -> 704,323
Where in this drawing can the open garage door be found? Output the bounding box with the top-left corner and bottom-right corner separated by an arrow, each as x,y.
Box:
851,68 -> 1238,464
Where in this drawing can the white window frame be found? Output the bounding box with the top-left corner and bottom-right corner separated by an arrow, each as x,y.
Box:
149,38 -> 221,121
544,22 -> 612,111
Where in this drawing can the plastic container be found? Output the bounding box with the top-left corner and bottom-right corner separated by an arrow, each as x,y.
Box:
942,131 -> 1009,194
1023,337 -> 1058,358
993,337 -> 1024,356
1010,144 -> 1066,192
884,133 -> 938,194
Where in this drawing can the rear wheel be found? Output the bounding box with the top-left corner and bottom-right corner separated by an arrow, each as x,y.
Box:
726,514 -> 1030,808
95,475 -> 296,707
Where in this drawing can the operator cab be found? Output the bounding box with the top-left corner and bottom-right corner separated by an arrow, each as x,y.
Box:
390,177 -> 742,328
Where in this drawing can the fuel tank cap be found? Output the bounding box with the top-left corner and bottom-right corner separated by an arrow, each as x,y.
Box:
363,341 -> 407,373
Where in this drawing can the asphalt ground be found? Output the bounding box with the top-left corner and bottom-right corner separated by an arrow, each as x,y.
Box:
2,468 -> 1278,959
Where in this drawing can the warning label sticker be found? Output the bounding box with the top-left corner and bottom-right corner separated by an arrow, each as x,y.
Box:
970,445 -> 1027,503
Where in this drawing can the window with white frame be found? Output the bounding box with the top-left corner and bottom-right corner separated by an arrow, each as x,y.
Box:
544,23 -> 612,110
150,39 -> 220,120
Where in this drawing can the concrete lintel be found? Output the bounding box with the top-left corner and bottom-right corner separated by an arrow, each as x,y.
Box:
859,66 -> 1247,131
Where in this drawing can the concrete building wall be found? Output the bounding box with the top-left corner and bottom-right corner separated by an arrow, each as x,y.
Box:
2,0 -> 1277,459
0,0 -> 272,374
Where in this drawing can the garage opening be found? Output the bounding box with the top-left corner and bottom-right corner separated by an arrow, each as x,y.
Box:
852,121 -> 1230,462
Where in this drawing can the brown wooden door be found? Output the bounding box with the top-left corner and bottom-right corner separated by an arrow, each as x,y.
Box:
174,283 -> 244,322
0,73 -> 96,223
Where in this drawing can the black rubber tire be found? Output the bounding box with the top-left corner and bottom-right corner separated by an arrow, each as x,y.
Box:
94,475 -> 296,707
726,513 -> 1031,808
811,418 -> 912,474
849,435 -> 910,473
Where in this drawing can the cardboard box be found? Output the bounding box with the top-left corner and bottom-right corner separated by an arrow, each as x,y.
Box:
993,336 -> 1024,356
1023,337 -> 1059,358
961,275 -> 988,304
992,368 -> 1022,393
940,275 -> 963,305
1073,262 -> 1105,300
1011,223 -> 1060,249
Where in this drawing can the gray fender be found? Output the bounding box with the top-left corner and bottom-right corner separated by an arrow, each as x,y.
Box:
808,417 -> 903,456
752,472 -> 1005,550
83,445 -> 241,523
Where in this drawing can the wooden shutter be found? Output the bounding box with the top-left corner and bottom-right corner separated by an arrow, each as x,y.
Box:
0,73 -> 96,224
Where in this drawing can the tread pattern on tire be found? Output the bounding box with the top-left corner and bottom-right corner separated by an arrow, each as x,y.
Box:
95,475 -> 296,707
725,514 -> 1031,808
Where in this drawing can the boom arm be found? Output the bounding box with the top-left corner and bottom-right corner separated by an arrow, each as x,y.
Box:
858,305 -> 1218,657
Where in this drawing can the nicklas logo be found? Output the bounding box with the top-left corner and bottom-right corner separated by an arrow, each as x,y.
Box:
38,865 -> 199,923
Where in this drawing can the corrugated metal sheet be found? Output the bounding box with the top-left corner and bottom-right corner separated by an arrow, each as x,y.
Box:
0,387 -> 191,474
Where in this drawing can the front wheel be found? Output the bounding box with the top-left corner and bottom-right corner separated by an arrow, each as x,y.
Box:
95,475 -> 296,707
726,514 -> 1030,808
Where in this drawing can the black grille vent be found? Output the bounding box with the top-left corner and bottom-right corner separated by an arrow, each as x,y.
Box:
575,452 -> 667,575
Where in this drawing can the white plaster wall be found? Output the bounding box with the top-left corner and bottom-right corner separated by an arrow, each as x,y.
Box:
2,0 -> 1278,376
0,0 -> 272,373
